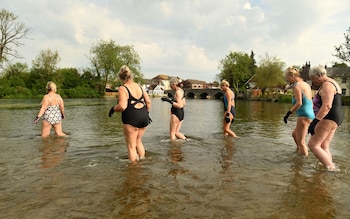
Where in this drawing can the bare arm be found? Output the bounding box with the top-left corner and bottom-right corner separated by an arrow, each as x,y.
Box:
316,83 -> 334,120
58,95 -> 65,116
113,86 -> 128,112
172,89 -> 185,108
290,86 -> 302,113
37,95 -> 49,117
143,88 -> 151,112
225,90 -> 234,113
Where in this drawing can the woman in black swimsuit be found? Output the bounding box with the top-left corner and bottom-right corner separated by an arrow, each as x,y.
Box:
161,78 -> 186,141
308,65 -> 343,171
109,65 -> 152,162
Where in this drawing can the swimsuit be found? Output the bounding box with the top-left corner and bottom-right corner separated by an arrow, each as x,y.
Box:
121,85 -> 150,128
171,107 -> 184,121
171,89 -> 185,121
292,90 -> 315,120
223,94 -> 236,122
313,81 -> 343,126
43,94 -> 62,125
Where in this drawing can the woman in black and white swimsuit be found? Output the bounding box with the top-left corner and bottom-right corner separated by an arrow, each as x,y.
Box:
34,81 -> 66,138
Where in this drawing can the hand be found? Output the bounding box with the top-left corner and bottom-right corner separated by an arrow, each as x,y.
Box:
283,111 -> 292,124
161,97 -> 173,104
33,116 -> 40,124
108,106 -> 115,117
225,113 -> 230,123
61,114 -> 65,119
308,118 -> 320,135
148,113 -> 152,124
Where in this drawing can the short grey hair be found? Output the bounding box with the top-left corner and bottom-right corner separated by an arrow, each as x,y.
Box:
309,65 -> 327,77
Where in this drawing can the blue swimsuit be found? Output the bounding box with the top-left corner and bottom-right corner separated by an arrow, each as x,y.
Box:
292,92 -> 315,120
223,95 -> 236,119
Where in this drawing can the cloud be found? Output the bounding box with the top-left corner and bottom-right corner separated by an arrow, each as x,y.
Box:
2,0 -> 350,82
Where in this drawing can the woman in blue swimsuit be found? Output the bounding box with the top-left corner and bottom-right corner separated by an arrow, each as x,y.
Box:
308,65 -> 343,171
284,67 -> 314,156
109,65 -> 152,162
33,81 -> 66,138
220,80 -> 237,137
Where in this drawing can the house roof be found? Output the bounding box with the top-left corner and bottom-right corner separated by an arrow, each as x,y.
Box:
327,67 -> 350,77
184,79 -> 207,84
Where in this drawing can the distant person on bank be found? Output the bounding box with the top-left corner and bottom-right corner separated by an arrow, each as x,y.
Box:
33,81 -> 66,138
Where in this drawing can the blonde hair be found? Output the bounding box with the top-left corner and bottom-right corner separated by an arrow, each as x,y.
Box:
118,65 -> 133,83
309,65 -> 327,77
46,81 -> 57,92
285,67 -> 300,77
220,79 -> 230,87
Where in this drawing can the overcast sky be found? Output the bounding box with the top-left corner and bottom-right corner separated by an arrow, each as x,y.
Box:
2,0 -> 350,82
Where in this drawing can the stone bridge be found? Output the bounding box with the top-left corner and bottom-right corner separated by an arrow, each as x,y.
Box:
166,88 -> 224,99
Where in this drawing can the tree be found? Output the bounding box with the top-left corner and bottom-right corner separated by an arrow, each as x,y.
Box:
334,26 -> 350,64
217,51 -> 253,92
0,9 -> 29,66
89,39 -> 142,94
254,53 -> 286,93
29,49 -> 60,93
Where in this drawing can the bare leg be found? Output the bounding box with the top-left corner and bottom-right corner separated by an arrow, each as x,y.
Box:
293,117 -> 311,156
41,120 -> 52,138
170,114 -> 186,140
223,114 -> 237,137
123,124 -> 139,162
53,122 -> 66,137
308,120 -> 337,170
136,127 -> 146,159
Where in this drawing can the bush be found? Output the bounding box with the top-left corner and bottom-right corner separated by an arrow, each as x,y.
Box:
63,86 -> 99,98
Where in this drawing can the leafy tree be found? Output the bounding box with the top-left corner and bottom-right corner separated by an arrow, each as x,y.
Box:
217,51 -> 253,91
30,49 -> 60,93
89,39 -> 142,94
334,26 -> 350,63
248,50 -> 257,88
58,68 -> 81,89
254,53 -> 286,93
0,9 -> 29,66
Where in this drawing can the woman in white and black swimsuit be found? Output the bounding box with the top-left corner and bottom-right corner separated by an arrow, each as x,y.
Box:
34,81 -> 66,138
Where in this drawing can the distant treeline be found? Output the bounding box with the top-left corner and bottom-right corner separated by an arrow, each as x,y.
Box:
0,67 -> 102,98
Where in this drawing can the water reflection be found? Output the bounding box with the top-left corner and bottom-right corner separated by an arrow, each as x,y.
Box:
220,137 -> 235,173
167,141 -> 186,178
112,164 -> 151,218
278,156 -> 336,218
0,99 -> 349,218
38,137 -> 68,168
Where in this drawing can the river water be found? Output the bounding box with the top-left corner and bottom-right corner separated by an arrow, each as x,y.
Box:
0,98 -> 349,219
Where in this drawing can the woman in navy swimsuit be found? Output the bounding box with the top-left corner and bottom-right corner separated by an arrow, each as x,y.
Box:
308,65 -> 343,171
220,80 -> 237,137
109,65 -> 152,162
283,67 -> 314,156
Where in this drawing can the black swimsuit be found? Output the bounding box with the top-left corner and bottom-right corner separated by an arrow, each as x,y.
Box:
315,81 -> 343,126
171,90 -> 185,121
121,85 -> 150,128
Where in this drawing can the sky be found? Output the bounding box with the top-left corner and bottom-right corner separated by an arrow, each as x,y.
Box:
2,0 -> 350,82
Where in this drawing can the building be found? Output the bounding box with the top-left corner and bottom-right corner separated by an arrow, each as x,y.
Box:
327,67 -> 350,96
